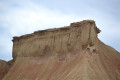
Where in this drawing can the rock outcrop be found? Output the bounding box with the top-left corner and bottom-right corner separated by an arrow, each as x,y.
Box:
2,20 -> 120,80
12,20 -> 100,59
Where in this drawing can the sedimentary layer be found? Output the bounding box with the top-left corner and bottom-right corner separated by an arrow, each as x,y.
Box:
2,20 -> 120,80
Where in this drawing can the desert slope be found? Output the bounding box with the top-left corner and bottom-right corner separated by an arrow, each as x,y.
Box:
2,20 -> 120,80
0,60 -> 9,80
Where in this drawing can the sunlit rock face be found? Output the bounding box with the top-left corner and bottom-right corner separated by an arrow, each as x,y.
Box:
2,20 -> 120,80
12,20 -> 100,59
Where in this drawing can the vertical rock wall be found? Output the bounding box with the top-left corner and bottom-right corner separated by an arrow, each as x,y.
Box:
12,20 -> 100,59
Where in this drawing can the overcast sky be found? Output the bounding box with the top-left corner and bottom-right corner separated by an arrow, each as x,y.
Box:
0,0 -> 120,61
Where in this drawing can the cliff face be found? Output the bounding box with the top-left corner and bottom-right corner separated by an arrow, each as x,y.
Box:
2,20 -> 120,80
12,20 -> 100,59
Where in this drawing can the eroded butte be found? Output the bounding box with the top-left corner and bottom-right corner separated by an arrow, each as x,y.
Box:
1,20 -> 120,80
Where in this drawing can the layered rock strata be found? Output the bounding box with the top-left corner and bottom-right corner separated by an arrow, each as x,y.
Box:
2,20 -> 120,80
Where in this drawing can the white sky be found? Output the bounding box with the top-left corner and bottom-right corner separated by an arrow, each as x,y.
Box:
0,0 -> 120,61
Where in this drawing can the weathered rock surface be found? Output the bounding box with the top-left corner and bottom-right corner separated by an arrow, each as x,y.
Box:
2,20 -> 120,80
0,60 -> 9,80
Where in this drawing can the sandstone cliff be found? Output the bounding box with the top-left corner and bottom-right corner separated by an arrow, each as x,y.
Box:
12,20 -> 100,59
2,20 -> 120,80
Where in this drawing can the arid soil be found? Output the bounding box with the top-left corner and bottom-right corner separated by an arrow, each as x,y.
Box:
0,60 -> 9,80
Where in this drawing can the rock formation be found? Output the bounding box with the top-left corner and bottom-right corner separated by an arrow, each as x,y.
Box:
1,20 -> 120,80
0,60 -> 9,80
